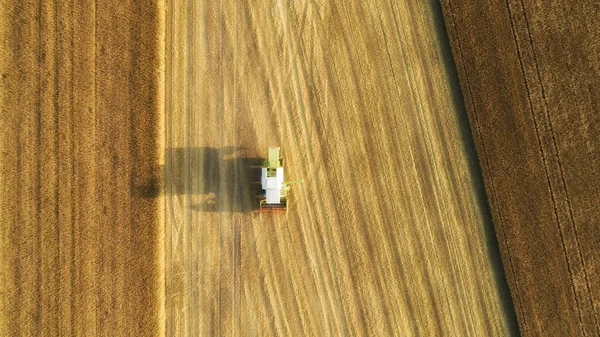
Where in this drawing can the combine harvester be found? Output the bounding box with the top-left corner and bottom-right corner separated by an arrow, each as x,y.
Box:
259,147 -> 303,212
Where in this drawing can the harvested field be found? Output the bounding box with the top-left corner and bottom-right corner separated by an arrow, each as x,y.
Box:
165,0 -> 517,336
0,0 -> 164,335
441,1 -> 600,335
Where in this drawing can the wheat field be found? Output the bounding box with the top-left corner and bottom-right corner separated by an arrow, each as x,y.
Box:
0,0 -> 164,335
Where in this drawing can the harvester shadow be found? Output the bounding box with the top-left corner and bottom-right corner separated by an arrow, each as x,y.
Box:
163,146 -> 263,213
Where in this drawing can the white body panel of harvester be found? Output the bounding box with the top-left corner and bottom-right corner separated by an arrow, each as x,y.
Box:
262,167 -> 284,204
265,189 -> 280,204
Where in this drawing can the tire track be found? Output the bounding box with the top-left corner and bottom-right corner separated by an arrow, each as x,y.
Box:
330,5 -> 408,335
265,8 -> 326,336
185,0 -> 195,334
385,1 -> 462,333
277,3 -> 356,335
374,1 -> 455,334
265,3 -> 339,335
292,29 -> 356,332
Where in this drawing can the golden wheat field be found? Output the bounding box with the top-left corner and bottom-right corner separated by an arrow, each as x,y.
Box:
164,0 -> 517,336
0,0 -> 164,335
1,0 -> 518,336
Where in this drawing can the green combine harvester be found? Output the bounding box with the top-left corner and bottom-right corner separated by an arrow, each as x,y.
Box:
259,147 -> 303,212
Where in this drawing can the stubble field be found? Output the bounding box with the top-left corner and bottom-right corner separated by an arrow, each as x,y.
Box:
165,0 -> 517,336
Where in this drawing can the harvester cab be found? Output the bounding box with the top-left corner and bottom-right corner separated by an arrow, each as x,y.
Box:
259,147 -> 303,212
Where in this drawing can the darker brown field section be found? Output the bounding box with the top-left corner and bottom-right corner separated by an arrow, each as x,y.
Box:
0,0 -> 162,335
441,1 -> 600,336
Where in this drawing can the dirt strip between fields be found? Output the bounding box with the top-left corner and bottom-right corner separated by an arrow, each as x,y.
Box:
440,1 -> 600,335
0,1 -> 165,335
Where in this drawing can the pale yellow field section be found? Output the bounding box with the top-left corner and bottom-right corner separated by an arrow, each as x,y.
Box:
165,0 -> 517,336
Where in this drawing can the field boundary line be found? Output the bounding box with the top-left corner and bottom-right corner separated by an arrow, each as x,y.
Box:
219,0 -> 224,334
444,0 -> 526,332
233,0 -> 239,334
54,0 -> 62,332
68,1 -> 76,332
38,0 -> 46,330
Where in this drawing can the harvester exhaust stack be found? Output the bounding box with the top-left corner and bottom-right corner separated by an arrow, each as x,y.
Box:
259,147 -> 302,212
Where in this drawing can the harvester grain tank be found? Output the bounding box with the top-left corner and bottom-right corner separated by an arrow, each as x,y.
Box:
259,147 -> 303,212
